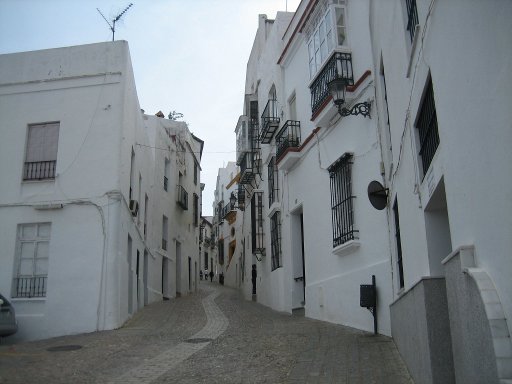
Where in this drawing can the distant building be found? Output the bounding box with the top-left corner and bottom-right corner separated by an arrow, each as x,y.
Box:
0,41 -> 203,341
212,161 -> 244,287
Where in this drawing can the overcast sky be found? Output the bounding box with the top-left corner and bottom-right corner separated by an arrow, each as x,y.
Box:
0,0 -> 301,215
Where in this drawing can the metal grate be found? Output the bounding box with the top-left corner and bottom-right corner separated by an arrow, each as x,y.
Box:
260,99 -> 280,144
405,0 -> 419,43
276,120 -> 301,160
267,156 -> 279,208
328,154 -> 358,247
393,200 -> 404,288
251,192 -> 265,255
416,78 -> 440,178
310,52 -> 354,116
13,276 -> 47,298
270,211 -> 282,270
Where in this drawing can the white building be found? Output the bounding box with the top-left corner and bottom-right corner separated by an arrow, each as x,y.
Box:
0,41 -> 203,341
212,161 -> 244,287
199,216 -> 216,281
231,4 -> 394,335
369,1 -> 512,383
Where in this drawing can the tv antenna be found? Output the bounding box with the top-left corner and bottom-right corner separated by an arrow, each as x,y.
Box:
97,3 -> 133,41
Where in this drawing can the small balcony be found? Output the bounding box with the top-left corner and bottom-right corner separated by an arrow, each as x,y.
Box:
222,200 -> 236,223
310,51 -> 354,117
276,120 -> 301,160
13,276 -> 47,298
237,184 -> 245,211
239,152 -> 260,185
260,99 -> 280,144
23,160 -> 56,181
176,185 -> 188,210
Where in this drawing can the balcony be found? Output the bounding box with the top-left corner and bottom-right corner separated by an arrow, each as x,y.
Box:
276,120 -> 301,160
260,99 -> 280,144
310,52 -> 354,117
176,185 -> 188,210
222,200 -> 236,223
236,115 -> 250,165
239,152 -> 260,185
13,276 -> 47,298
23,160 -> 56,181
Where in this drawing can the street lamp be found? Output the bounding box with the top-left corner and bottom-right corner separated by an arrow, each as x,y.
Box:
229,192 -> 237,210
327,77 -> 371,118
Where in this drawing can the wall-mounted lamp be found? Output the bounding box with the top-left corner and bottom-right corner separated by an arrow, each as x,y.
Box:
328,78 -> 371,118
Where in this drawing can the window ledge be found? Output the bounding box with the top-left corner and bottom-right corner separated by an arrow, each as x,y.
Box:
333,239 -> 360,256
268,202 -> 281,218
11,297 -> 46,302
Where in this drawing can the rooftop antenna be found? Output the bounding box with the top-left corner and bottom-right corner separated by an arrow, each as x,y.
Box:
97,3 -> 133,41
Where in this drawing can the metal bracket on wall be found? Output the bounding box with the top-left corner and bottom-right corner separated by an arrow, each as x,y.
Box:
360,275 -> 378,334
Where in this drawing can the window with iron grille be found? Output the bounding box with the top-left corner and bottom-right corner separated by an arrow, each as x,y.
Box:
393,199 -> 405,289
268,156 -> 279,207
12,223 -> 50,298
328,153 -> 358,247
194,162 -> 198,185
270,211 -> 282,271
416,77 -> 439,178
23,123 -> 59,181
251,191 -> 265,254
404,0 -> 419,43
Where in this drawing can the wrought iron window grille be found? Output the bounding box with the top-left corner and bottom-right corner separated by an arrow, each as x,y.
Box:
270,211 -> 282,271
328,153 -> 358,247
416,78 -> 439,178
268,156 -> 279,208
260,99 -> 281,144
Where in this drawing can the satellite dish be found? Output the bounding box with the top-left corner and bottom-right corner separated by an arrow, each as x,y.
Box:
367,180 -> 388,210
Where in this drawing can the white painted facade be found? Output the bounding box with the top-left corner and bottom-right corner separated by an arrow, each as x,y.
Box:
0,41 -> 202,341
369,0 -> 512,382
229,4 -> 394,336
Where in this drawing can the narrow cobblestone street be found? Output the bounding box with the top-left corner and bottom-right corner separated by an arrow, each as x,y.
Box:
0,282 -> 413,383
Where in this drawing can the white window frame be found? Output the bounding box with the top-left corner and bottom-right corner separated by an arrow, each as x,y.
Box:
23,122 -> 59,181
13,223 -> 51,298
307,0 -> 348,78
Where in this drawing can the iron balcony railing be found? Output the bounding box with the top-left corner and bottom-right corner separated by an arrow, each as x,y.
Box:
310,52 -> 354,117
260,99 -> 280,144
276,120 -> 301,160
222,200 -> 235,219
13,276 -> 47,298
176,185 -> 188,210
23,160 -> 56,181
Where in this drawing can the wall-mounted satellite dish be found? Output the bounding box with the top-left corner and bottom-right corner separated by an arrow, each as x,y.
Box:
367,180 -> 388,210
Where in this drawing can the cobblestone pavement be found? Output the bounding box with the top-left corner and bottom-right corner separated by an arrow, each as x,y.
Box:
0,282 -> 413,384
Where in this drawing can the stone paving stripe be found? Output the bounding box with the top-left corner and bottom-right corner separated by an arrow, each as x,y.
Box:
107,287 -> 228,384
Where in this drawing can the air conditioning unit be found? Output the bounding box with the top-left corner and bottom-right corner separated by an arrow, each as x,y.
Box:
129,200 -> 139,217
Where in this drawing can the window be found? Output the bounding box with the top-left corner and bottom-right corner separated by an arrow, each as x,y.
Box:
416,77 -> 440,178
23,123 -> 59,181
193,193 -> 199,227
164,158 -> 170,191
144,194 -> 149,239
393,199 -> 404,289
404,0 -> 419,43
307,1 -> 347,78
270,211 -> 282,271
251,191 -> 265,254
268,156 -> 279,207
328,153 -> 357,247
162,215 -> 168,250
193,162 -> 198,185
13,223 -> 50,298
130,148 -> 135,199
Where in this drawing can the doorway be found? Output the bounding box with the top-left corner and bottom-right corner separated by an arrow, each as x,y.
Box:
127,235 -> 133,314
162,257 -> 169,300
291,208 -> 306,309
176,242 -> 182,296
143,250 -> 149,305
